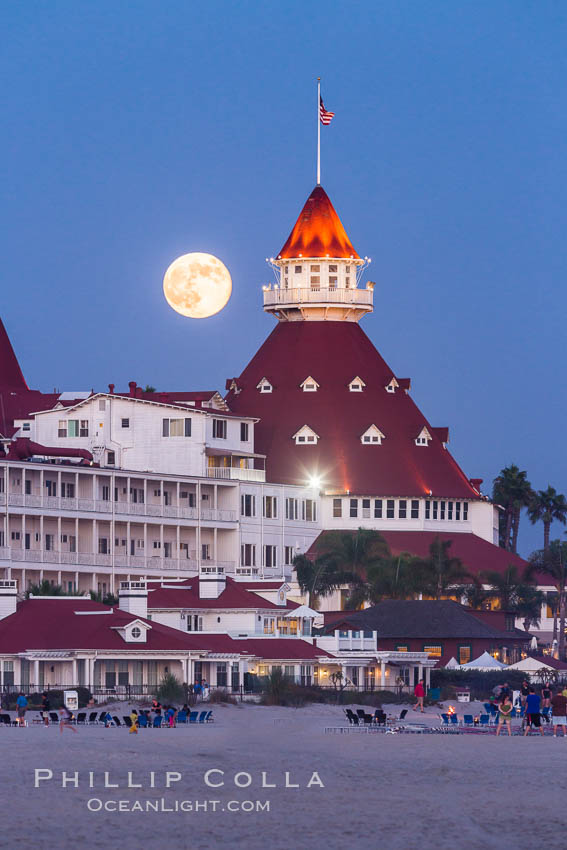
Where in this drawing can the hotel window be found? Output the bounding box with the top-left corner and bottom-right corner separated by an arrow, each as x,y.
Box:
264,617 -> 275,634
432,500 -> 438,520
216,663 -> 227,688
423,645 -> 442,658
339,630 -> 349,638
448,501 -> 453,520
11,531 -> 21,541
284,277 -> 288,287
374,499 -> 383,518
302,381 -> 318,392
107,451 -> 115,465
241,543 -> 256,567
162,418 -> 191,437
310,277 -> 320,289
264,545 -> 277,568
329,276 -> 337,289
284,266 -> 289,273
98,400 -> 106,411
294,266 -> 302,273
102,485 -> 110,501
463,502 -> 469,521
386,500 -> 395,519
458,646 -> 472,665
345,277 -> 350,288
121,418 -> 130,428
240,494 -> 256,517
303,499 -> 317,522
425,500 -> 431,519
395,645 -> 408,652
329,264 -> 338,273
98,537 -> 109,555
310,264 -> 320,272
257,378 -> 273,393
25,479 -> 31,495
362,498 -> 371,518
285,498 -> 299,520
263,495 -> 278,519
455,502 -> 461,521
187,615 -> 203,632
284,665 -> 295,679
240,422 -> 249,441
61,482 -> 75,498
284,546 -> 294,565
201,544 -> 211,561
22,422 -> 30,431
350,499 -> 358,518
398,500 -> 407,519
212,419 -> 227,439
333,498 -> 342,518
411,500 -> 419,519
440,501 -> 446,520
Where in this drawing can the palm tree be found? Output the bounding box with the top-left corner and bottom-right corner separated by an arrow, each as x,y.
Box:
462,576 -> 489,610
481,564 -> 543,631
527,486 -> 567,552
25,580 -> 73,598
89,590 -> 119,606
294,529 -> 390,609
362,552 -> 421,604
411,537 -> 471,600
528,540 -> 567,658
492,465 -> 533,553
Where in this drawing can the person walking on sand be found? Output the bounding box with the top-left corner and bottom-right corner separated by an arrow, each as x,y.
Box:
551,688 -> 567,738
496,694 -> 513,736
129,709 -> 139,734
16,693 -> 28,727
524,688 -> 544,737
59,704 -> 77,734
413,679 -> 425,713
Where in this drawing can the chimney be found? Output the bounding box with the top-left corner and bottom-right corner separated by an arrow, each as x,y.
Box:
199,566 -> 226,600
0,580 -> 18,619
118,580 -> 147,619
128,381 -> 137,397
108,383 -> 115,395
135,386 -> 143,398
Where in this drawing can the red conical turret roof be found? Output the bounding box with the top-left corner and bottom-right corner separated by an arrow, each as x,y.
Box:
0,318 -> 27,390
226,322 -> 477,498
277,186 -> 360,260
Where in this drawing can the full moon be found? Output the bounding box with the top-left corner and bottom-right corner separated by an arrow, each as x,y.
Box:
163,252 -> 232,319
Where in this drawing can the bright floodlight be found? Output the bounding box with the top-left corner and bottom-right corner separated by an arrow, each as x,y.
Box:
308,475 -> 322,490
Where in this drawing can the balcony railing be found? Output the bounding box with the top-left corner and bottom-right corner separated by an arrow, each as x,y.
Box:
0,546 -> 237,574
263,286 -> 373,308
0,493 -> 237,522
207,468 -> 265,482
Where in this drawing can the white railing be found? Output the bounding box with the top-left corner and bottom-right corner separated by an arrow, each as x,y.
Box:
0,493 -> 234,521
207,468 -> 265,482
0,547 -> 204,573
263,286 -> 373,308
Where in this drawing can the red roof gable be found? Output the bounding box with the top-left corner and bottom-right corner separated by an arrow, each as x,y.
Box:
147,576 -> 298,611
0,318 -> 28,390
277,186 -> 360,260
226,321 -> 477,497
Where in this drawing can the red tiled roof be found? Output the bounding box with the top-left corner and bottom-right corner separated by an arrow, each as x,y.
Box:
277,186 -> 360,260
0,318 -> 28,390
147,576 -> 298,611
226,321 -> 478,497
0,598 -> 241,654
230,638 -> 333,659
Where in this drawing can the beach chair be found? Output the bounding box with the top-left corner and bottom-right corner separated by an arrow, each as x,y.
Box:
463,715 -> 474,727
189,711 -> 198,724
87,711 -> 98,724
440,714 -> 450,726
344,709 -> 358,726
0,713 -> 11,726
153,715 -> 162,728
450,714 -> 459,726
356,709 -> 366,723
76,712 -> 86,725
479,714 -> 490,726
98,711 -> 107,724
374,710 -> 387,726
123,716 -> 132,728
198,711 -> 209,723
177,710 -> 187,724
205,711 -> 213,723
483,703 -> 492,714
399,709 -> 408,721
49,712 -> 59,724
113,716 -> 122,727
138,713 -> 148,728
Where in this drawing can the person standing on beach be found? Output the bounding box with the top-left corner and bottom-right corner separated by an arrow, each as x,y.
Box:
496,694 -> 513,736
59,704 -> 77,734
524,688 -> 544,736
413,679 -> 425,713
129,709 -> 139,734
541,683 -> 552,710
40,692 -> 50,727
551,688 -> 567,738
520,680 -> 530,708
16,693 -> 28,727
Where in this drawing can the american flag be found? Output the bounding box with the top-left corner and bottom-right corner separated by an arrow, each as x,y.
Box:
319,96 -> 335,125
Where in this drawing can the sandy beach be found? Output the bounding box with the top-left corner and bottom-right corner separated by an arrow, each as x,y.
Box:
2,701 -> 566,850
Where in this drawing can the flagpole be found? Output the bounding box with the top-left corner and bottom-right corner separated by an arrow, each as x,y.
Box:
317,77 -> 321,185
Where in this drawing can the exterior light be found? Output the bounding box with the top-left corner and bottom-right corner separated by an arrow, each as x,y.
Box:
308,475 -> 322,489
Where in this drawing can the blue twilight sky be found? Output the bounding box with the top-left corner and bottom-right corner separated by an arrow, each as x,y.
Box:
1,1 -> 566,557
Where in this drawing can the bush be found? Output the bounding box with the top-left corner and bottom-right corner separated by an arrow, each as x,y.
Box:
4,687 -> 93,711
208,689 -> 237,705
155,673 -> 185,705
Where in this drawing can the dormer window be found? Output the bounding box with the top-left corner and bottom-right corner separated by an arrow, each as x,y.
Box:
300,376 -> 319,392
294,265 -> 302,273
386,378 -> 399,394
348,376 -> 366,392
131,627 -> 141,639
257,377 -> 273,394
361,425 -> 385,445
293,425 -> 319,445
415,426 -> 432,446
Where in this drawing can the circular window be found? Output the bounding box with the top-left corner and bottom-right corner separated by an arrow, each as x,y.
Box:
131,627 -> 141,639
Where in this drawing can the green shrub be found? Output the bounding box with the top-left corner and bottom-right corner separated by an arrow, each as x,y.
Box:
5,687 -> 93,711
155,673 -> 185,704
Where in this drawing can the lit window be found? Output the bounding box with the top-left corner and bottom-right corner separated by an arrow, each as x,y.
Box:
424,645 -> 442,658
162,418 -> 191,437
458,646 -> 471,665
